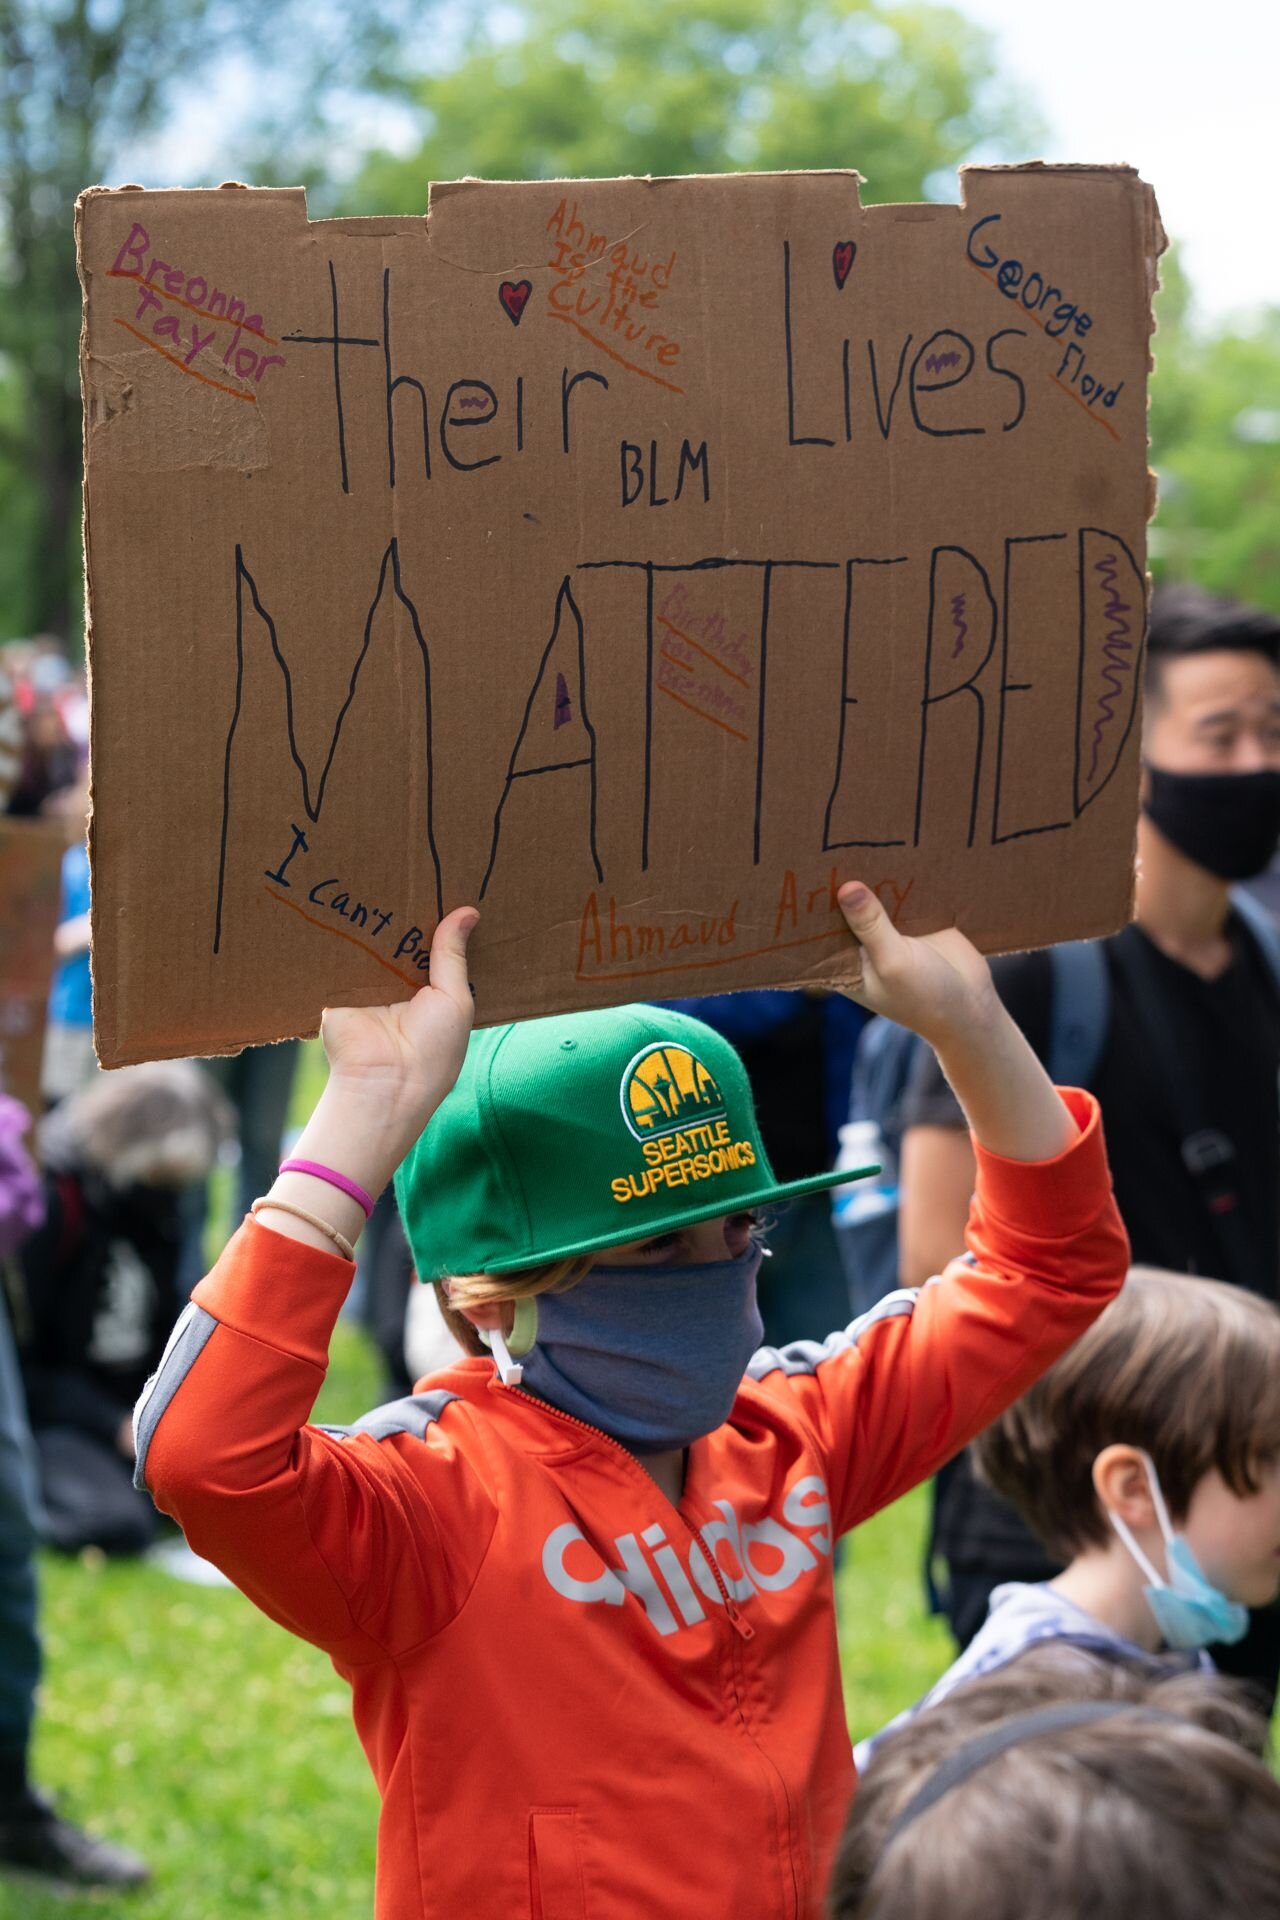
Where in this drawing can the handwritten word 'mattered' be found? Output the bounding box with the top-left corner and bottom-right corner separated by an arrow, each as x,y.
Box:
217,525 -> 1145,970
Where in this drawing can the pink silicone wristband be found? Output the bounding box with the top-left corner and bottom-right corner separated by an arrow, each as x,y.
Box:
278,1159 -> 375,1219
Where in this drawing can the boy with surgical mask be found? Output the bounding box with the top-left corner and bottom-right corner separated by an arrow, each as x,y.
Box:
856,1266 -> 1280,1770
131,883 -> 1127,1919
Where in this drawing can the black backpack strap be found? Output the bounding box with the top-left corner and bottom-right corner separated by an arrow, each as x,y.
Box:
1108,930 -> 1256,1286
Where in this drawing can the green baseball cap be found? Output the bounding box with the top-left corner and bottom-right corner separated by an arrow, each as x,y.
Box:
394,1003 -> 878,1280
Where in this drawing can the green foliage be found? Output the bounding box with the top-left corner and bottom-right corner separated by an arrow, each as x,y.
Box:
0,361 -> 40,637
354,0 -> 1041,209
0,0 -> 431,645
0,0 -> 232,640
1149,257 -> 1280,612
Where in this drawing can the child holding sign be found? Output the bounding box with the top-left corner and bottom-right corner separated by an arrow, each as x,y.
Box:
133,884 -> 1127,1918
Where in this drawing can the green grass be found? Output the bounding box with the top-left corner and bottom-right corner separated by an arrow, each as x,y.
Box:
3,1311 -> 952,1919
9,1321 -> 385,1920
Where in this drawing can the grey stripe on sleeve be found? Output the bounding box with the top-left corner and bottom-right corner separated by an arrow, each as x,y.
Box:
316,1388 -> 460,1444
747,1288 -> 919,1381
133,1302 -> 219,1489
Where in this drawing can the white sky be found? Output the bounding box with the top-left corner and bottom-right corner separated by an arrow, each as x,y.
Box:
958,0 -> 1276,323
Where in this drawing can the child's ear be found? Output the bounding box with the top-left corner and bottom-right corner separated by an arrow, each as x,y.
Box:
1093,1445 -> 1158,1530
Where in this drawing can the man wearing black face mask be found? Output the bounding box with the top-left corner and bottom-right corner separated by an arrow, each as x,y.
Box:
897,582 -> 1280,1710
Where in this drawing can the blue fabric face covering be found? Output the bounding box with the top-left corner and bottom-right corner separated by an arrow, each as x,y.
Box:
1109,1450 -> 1249,1652
516,1243 -> 766,1453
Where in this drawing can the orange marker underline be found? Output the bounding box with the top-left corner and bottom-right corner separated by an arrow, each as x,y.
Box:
657,615 -> 751,689
108,269 -> 279,345
659,646 -> 693,673
264,886 -> 421,988
656,679 -> 749,742
576,923 -> 848,983
112,319 -> 257,404
546,310 -> 686,395
1048,372 -> 1122,441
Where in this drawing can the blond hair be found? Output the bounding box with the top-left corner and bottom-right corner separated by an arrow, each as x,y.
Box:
436,1255 -> 593,1357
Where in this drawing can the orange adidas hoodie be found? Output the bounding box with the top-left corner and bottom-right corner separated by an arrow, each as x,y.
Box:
136,1088 -> 1126,1919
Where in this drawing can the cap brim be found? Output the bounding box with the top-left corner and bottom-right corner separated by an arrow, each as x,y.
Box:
482,1161 -> 880,1275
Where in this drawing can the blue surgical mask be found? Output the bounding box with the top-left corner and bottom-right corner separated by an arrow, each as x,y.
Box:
1109,1451 -> 1249,1652
501,1244 -> 765,1454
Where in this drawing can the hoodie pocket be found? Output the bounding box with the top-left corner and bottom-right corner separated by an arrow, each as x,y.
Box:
528,1808 -> 586,1920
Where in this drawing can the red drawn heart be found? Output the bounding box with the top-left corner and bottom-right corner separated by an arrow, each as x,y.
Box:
500,280 -> 532,325
832,241 -> 857,290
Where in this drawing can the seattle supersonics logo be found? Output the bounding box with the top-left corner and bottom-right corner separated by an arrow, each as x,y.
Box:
611,1044 -> 756,1203
621,1044 -> 728,1141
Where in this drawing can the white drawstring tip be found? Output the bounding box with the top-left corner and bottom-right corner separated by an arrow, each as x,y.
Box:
487,1325 -> 524,1387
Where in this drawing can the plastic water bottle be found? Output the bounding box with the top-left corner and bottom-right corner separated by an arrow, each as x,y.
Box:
831,1119 -> 898,1226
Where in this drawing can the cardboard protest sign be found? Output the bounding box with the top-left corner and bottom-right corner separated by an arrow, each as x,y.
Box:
78,165 -> 1163,1065
0,819 -> 65,1120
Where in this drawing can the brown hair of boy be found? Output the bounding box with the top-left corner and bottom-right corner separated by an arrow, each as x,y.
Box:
830,1649 -> 1280,1920
973,1266 -> 1280,1557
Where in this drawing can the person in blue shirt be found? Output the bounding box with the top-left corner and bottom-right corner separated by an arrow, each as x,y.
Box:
42,825 -> 95,1106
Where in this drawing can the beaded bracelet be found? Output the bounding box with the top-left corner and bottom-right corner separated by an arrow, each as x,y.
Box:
250,1198 -> 356,1263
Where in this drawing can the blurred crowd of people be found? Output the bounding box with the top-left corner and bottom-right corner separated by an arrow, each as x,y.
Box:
2,580 -> 1280,1905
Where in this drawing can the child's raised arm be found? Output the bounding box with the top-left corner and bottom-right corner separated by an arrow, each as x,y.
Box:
748,883 -> 1127,1541
131,907 -> 486,1658
255,906 -> 480,1260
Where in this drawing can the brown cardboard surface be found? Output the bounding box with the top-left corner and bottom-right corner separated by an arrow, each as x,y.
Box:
78,167 -> 1164,1064
0,819 -> 65,1118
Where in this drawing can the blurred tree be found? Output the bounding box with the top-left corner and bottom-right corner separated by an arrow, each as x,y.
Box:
354,0 -> 1041,209
0,0 -> 428,646
1149,252 -> 1280,612
0,360 -> 38,623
